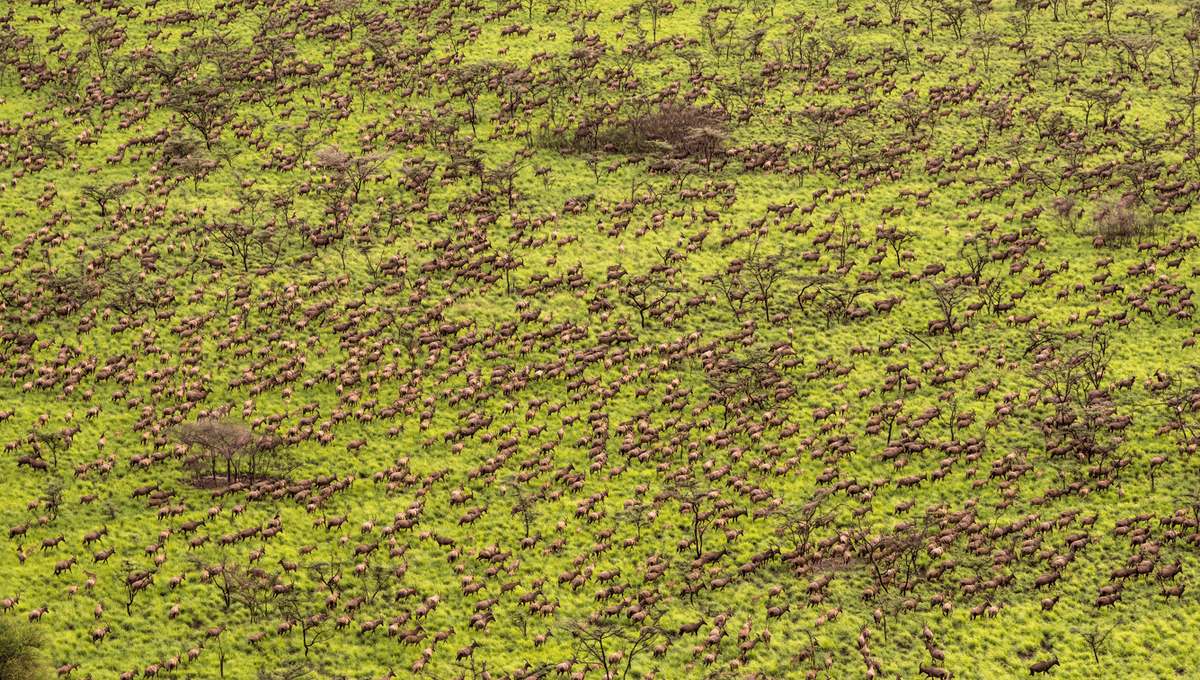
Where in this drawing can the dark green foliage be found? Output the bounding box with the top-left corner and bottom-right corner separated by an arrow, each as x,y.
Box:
0,618 -> 50,680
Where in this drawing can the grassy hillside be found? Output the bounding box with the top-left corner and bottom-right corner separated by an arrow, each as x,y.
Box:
3,0 -> 1200,678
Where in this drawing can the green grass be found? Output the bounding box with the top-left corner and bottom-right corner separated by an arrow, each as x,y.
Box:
3,0 -> 1200,678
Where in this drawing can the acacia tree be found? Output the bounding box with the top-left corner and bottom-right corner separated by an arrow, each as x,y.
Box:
741,247 -> 793,320
484,160 -> 528,209
558,619 -> 665,680
80,183 -> 129,217
1112,34 -> 1162,73
1159,367 -> 1200,461
189,557 -> 243,615
635,0 -> 680,41
935,0 -> 970,38
504,479 -> 544,539
616,499 -> 655,539
810,280 -> 876,329
359,565 -> 395,606
201,222 -> 270,273
256,662 -> 325,680
81,16 -> 120,76
704,346 -> 781,426
315,147 -> 393,205
1071,87 -> 1122,129
876,224 -> 917,268
167,82 -> 234,149
308,562 -> 346,594
620,274 -> 680,329
230,565 -> 271,623
38,478 -> 66,524
175,420 -> 253,482
772,488 -> 836,557
29,430 -> 69,469
1028,331 -> 1124,468
846,526 -> 926,608
667,476 -> 723,561
709,273 -> 750,321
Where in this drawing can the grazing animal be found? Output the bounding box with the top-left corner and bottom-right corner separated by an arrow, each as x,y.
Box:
1029,657 -> 1059,675
53,556 -> 77,576
678,619 -> 707,635
1163,585 -> 1187,601
457,640 -> 481,659
91,626 -> 110,645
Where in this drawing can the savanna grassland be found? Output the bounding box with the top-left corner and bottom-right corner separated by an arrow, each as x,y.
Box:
4,0 -> 1200,678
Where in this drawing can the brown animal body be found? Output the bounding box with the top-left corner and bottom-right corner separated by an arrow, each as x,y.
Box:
456,640 -> 480,659
1029,657 -> 1059,675
678,619 -> 706,635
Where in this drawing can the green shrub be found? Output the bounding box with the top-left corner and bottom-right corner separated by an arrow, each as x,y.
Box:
0,617 -> 51,680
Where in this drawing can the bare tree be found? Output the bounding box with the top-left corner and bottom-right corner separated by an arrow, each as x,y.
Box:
275,589 -> 334,658
1073,618 -> 1122,665
117,561 -> 157,616
929,280 -> 970,326
667,476 -> 723,561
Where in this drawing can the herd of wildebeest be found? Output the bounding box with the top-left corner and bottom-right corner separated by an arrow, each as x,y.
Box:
4,0 -> 1200,677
